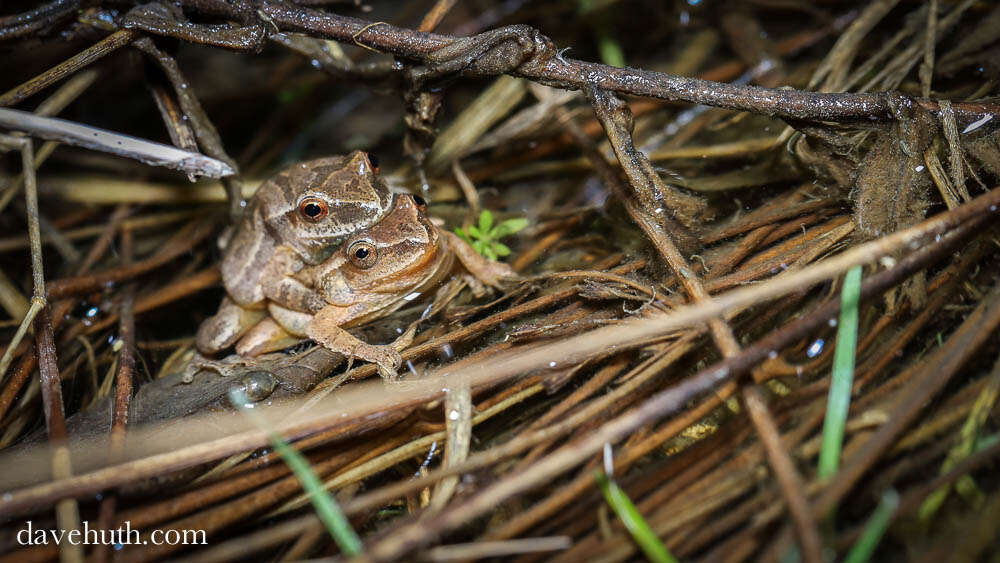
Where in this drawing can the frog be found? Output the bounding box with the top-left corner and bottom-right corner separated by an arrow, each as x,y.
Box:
201,193 -> 517,378
196,150 -> 393,354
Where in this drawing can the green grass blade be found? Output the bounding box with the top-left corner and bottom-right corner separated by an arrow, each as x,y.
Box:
594,471 -> 677,563
230,389 -> 363,556
819,265 -> 863,479
843,489 -> 899,563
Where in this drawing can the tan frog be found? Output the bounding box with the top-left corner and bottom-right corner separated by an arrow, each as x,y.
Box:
197,151 -> 393,354
227,193 -> 516,377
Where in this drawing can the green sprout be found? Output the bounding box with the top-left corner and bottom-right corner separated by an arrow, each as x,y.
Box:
454,210 -> 528,261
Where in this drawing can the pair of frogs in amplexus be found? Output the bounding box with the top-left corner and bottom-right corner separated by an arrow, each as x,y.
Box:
192,151 -> 517,380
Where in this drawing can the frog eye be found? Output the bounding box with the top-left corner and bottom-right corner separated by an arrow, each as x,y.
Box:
366,152 -> 380,174
348,241 -> 378,269
298,197 -> 328,222
412,194 -> 427,210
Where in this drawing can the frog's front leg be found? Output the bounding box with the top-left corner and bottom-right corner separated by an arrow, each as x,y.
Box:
261,246 -> 327,313
442,231 -> 519,290
307,305 -> 402,380
196,297 -> 268,355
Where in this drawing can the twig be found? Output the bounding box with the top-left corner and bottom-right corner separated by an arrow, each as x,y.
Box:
0,135 -> 45,384
742,386 -> 823,563
45,218 -> 215,299
0,29 -> 137,106
256,4 -> 998,128
418,0 -> 459,33
133,37 -> 242,215
0,108 -> 235,178
0,0 -> 80,41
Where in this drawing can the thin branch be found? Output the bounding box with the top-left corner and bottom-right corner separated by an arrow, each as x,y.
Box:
742,385 -> 823,563
256,3 -> 999,129
0,108 -> 235,179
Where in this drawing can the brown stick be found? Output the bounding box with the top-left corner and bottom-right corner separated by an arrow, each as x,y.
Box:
742,385 -> 823,563
45,218 -> 214,299
0,30 -> 139,106
257,4 -> 998,128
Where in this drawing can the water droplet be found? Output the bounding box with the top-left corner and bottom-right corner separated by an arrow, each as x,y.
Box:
807,339 -> 824,358
311,59 -> 321,69
549,361 -> 558,368
914,165 -> 925,172
828,318 -> 838,327
85,306 -> 99,318
441,343 -> 454,359
448,409 -> 460,421
768,351 -> 778,359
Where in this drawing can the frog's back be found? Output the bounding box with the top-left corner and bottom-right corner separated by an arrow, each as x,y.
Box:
220,198 -> 274,306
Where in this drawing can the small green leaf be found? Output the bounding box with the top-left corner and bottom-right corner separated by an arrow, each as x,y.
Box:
492,218 -> 529,238
478,209 -> 494,233
492,242 -> 511,256
454,227 -> 470,242
467,225 -> 482,238
483,246 -> 497,261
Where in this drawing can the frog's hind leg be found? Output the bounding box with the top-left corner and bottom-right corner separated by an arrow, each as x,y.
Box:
235,318 -> 302,357
196,297 -> 267,355
442,231 -> 518,291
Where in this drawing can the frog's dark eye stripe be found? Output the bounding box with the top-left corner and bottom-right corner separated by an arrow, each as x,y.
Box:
412,194 -> 427,209
298,197 -> 328,222
348,241 -> 378,269
366,152 -> 380,173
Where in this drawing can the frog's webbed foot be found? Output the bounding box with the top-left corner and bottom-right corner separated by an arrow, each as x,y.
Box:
442,231 -> 519,292
307,307 -> 402,380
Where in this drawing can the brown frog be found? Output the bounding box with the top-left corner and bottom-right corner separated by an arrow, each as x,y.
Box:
218,193 -> 516,378
197,151 -> 393,354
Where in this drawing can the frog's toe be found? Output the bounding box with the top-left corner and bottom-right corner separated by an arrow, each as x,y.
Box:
372,348 -> 403,381
354,343 -> 402,380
